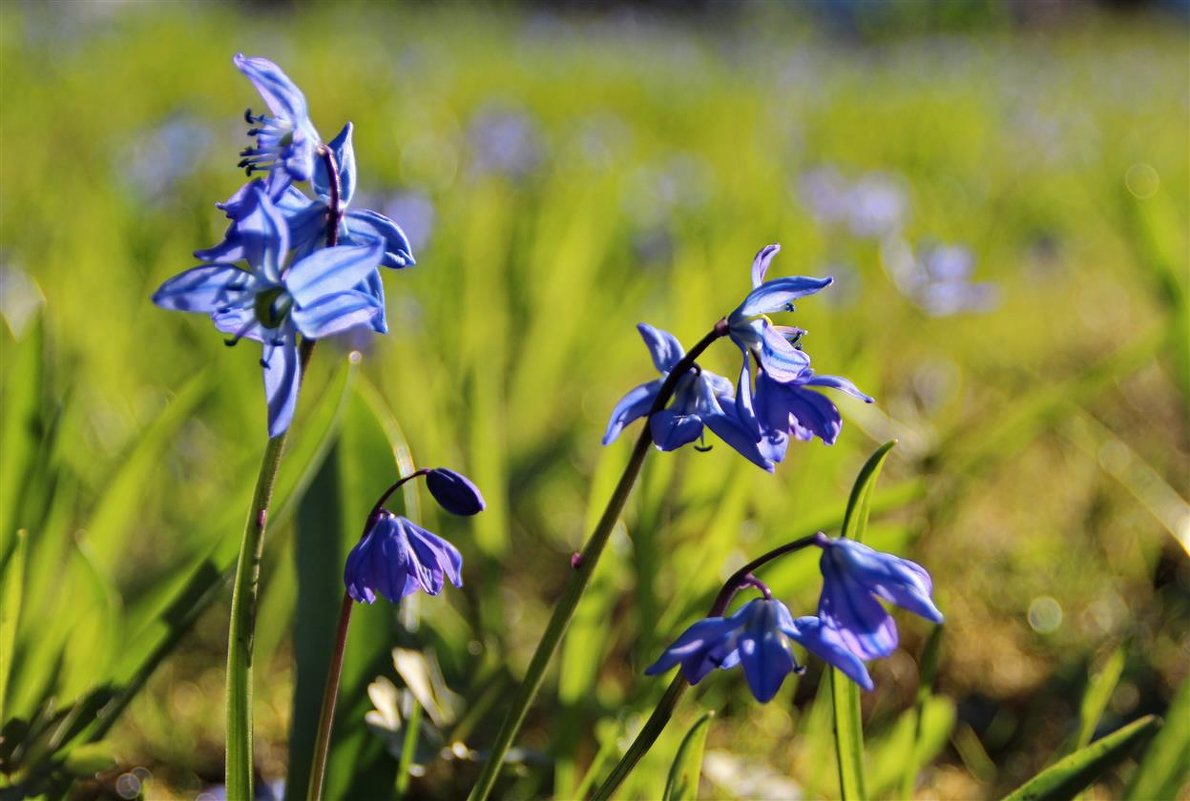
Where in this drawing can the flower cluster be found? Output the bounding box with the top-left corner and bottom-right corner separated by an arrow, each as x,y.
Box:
151,54 -> 414,436
345,468 -> 485,605
604,244 -> 872,470
646,535 -> 942,700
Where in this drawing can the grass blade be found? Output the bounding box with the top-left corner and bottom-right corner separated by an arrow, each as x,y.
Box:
1123,675 -> 1190,801
832,439 -> 897,800
1002,715 -> 1161,801
663,710 -> 714,801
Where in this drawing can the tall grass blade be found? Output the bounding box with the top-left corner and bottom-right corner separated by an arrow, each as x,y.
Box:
663,710 -> 713,801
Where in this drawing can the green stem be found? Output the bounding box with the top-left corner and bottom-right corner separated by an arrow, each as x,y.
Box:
307,592 -> 353,801
466,321 -> 728,801
590,676 -> 688,801
225,340 -> 315,801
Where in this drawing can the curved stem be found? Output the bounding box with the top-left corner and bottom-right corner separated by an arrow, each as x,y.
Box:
225,338 -> 316,801
369,468 -> 432,520
588,533 -> 821,800
307,592 -> 353,801
467,321 -> 728,801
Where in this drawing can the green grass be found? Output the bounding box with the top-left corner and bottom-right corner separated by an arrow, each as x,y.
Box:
1,4 -> 1186,799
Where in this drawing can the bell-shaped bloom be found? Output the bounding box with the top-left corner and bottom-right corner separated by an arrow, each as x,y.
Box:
199,126 -> 413,334
344,511 -> 463,604
153,183 -> 384,436
234,54 -> 321,197
426,468 -> 486,516
727,244 -> 833,383
751,360 -> 873,464
646,598 -> 875,700
603,324 -> 773,471
814,534 -> 944,660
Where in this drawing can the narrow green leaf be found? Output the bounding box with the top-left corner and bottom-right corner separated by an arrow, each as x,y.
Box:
1124,675 -> 1190,801
900,624 -> 946,798
1002,715 -> 1161,801
1074,648 -> 1126,753
62,741 -> 117,776
0,529 -> 27,722
663,710 -> 714,801
0,320 -> 43,556
832,440 -> 896,800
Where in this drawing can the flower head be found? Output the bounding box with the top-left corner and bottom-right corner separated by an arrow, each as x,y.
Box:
646,597 -> 874,700
235,54 -> 321,197
344,511 -> 463,604
751,359 -> 873,464
814,534 -> 943,660
727,245 -> 833,383
426,468 -> 486,516
153,183 -> 384,435
603,324 -> 773,471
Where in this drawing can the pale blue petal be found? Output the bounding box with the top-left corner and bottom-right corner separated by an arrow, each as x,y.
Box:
788,616 -> 874,691
636,323 -> 685,373
404,519 -> 464,588
152,265 -> 258,312
212,306 -> 265,343
261,327 -> 301,438
314,122 -> 356,205
750,243 -> 781,288
829,539 -> 943,624
818,547 -> 899,659
644,616 -> 740,680
758,324 -> 812,382
803,373 -> 874,403
342,209 -> 415,269
737,275 -> 833,318
234,53 -> 309,123
602,380 -> 661,445
290,290 -> 382,339
737,600 -> 797,703
284,240 -> 384,306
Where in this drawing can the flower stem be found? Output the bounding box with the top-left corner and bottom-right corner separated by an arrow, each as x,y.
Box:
588,533 -> 821,799
225,338 -> 316,801
466,321 -> 728,801
307,592 -> 354,801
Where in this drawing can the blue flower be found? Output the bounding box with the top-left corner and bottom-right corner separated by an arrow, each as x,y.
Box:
603,324 -> 773,471
344,511 -> 463,604
814,534 -> 944,660
727,244 -> 832,382
234,54 -> 321,197
153,183 -> 384,436
426,468 -> 486,516
751,361 -> 873,464
645,598 -> 874,700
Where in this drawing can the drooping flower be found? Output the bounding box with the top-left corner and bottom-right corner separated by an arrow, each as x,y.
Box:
153,182 -> 384,436
603,324 -> 773,471
751,359 -> 873,464
199,125 -> 414,334
426,468 -> 487,516
344,511 -> 463,604
727,244 -> 832,383
814,534 -> 944,660
645,597 -> 874,700
234,53 -> 321,197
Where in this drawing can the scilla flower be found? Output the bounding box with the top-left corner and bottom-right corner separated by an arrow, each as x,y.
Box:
646,597 -> 873,701
153,183 -> 384,436
752,360 -> 873,464
727,244 -> 832,382
814,533 -> 943,659
234,53 -> 321,196
344,468 -> 484,604
603,324 -> 773,470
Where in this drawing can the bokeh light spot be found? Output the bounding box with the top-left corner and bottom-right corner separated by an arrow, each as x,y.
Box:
1028,596 -> 1063,633
1124,163 -> 1159,198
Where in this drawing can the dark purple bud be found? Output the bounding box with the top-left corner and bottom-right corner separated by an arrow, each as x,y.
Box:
426,468 -> 486,516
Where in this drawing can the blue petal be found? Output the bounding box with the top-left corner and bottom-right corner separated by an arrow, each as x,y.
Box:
736,600 -> 797,703
361,268 -> 388,334
343,210 -> 416,269
276,186 -> 328,261
377,519 -> 421,600
803,373 -> 874,403
734,350 -> 759,435
211,306 -> 265,343
826,539 -> 944,624
781,387 -> 843,445
261,326 -> 301,438
236,185 -> 290,283
636,323 -> 685,373
818,548 -> 899,659
645,615 -> 741,680
314,122 -> 356,206
234,53 -> 309,124
700,388 -> 775,472
602,380 -> 661,445
736,275 -> 833,318
787,616 -> 874,691
152,265 -> 258,312
758,323 -> 812,382
426,468 -> 486,516
284,240 -> 384,306
404,519 -> 464,588
290,290 -> 382,339
344,525 -> 381,604
649,409 -> 704,451
750,243 -> 781,288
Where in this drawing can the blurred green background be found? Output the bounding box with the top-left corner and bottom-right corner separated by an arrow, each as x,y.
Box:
1,2 -> 1187,799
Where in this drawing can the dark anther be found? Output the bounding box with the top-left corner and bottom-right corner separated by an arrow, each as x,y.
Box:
694,434 -> 713,453
259,358 -> 269,368
246,128 -> 261,136
224,337 -> 239,347
244,107 -> 255,123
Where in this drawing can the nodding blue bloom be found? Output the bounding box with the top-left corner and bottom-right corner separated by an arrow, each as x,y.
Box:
814,534 -> 943,660
198,126 -> 414,334
751,360 -> 873,464
727,244 -> 833,383
645,598 -> 874,701
153,183 -> 384,436
234,53 -> 321,197
344,511 -> 463,604
603,324 -> 773,471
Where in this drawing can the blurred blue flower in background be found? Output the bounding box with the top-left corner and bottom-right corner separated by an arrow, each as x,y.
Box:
467,103 -> 546,179
122,115 -> 213,201
797,166 -> 909,239
884,240 -> 999,317
344,511 -> 463,604
153,183 -> 384,435
814,533 -> 944,659
235,53 -> 321,197
603,323 -> 773,471
646,597 -> 874,700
